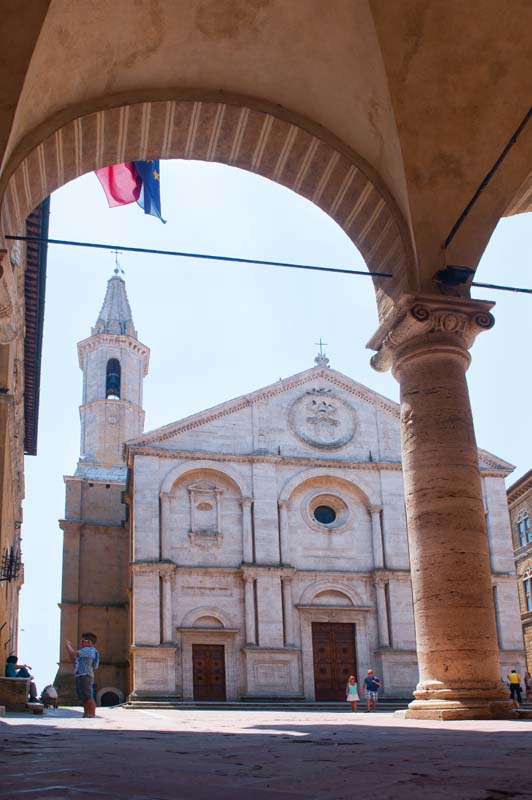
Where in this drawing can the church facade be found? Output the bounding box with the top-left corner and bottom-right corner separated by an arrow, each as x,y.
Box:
57,276 -> 525,703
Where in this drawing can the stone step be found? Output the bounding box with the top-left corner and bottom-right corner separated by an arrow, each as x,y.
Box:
125,699 -> 409,712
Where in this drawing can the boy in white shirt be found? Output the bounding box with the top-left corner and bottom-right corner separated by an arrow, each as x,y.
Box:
66,632 -> 99,718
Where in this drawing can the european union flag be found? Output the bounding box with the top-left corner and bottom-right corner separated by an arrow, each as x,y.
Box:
133,160 -> 166,223
95,159 -> 166,223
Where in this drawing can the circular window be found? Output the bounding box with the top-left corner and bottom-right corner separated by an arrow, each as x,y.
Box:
304,492 -> 350,532
314,505 -> 337,525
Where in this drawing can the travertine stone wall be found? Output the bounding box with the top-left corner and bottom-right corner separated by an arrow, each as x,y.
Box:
508,473 -> 532,672
128,367 -> 524,700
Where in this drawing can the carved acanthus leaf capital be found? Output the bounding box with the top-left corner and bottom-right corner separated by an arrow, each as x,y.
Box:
368,294 -> 495,373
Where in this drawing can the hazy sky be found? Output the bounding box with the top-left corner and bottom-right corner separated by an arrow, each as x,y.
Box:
17,159 -> 532,690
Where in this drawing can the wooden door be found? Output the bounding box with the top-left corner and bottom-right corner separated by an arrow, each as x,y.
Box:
312,622 -> 356,701
192,644 -> 226,701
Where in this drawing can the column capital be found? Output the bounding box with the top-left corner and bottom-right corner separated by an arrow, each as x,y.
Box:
370,505 -> 382,516
368,294 -> 495,374
241,496 -> 253,507
278,498 -> 289,509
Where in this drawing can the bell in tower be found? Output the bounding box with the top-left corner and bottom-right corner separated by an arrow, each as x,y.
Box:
106,358 -> 121,400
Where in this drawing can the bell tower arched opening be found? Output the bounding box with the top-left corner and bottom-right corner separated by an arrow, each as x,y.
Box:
106,358 -> 121,400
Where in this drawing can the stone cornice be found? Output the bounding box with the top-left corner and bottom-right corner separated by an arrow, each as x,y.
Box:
508,468 -> 532,505
241,565 -> 296,579
77,332 -> 150,374
368,293 -> 495,373
124,445 -> 509,477
296,604 -> 372,611
130,560 -> 176,576
80,398 -> 145,415
127,446 -> 401,470
63,475 -> 126,487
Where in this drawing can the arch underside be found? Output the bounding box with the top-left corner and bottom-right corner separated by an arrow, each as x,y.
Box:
2,98 -> 410,320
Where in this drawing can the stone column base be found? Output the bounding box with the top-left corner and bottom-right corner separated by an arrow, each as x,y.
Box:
405,698 -> 516,720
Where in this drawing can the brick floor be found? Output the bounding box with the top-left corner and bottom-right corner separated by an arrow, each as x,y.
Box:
1,707 -> 532,799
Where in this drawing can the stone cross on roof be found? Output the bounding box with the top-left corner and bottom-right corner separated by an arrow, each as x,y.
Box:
314,338 -> 330,368
92,273 -> 137,338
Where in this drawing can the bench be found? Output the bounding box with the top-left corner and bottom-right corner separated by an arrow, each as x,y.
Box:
0,676 -> 30,711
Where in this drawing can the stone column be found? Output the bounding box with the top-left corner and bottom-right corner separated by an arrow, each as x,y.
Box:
281,574 -> 295,646
241,497 -> 253,563
243,574 -> 256,644
369,294 -> 512,720
370,505 -> 384,568
278,500 -> 290,564
374,577 -> 390,648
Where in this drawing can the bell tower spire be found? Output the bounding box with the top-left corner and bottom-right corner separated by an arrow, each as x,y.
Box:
75,273 -> 149,475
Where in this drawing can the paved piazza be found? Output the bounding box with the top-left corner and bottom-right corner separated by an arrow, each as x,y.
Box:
1,708 -> 532,799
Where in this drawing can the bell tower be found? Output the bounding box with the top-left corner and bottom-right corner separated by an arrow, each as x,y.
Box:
56,271 -> 149,705
76,272 -> 149,472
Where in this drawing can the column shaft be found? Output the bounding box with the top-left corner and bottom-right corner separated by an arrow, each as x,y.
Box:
370,296 -> 512,719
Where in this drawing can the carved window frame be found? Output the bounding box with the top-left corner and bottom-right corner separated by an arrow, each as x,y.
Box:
517,510 -> 531,547
523,568 -> 532,613
187,481 -> 224,547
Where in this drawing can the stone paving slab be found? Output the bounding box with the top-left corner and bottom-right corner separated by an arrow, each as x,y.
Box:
1,707 -> 532,799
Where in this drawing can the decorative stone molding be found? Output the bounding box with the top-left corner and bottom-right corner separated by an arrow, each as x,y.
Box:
187,531 -> 223,549
368,294 -> 495,373
130,560 -> 176,576
0,250 -> 20,343
289,389 -> 357,449
159,459 -> 250,497
77,333 -> 150,373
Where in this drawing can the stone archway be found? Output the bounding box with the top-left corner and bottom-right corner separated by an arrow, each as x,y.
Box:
0,93 -> 412,319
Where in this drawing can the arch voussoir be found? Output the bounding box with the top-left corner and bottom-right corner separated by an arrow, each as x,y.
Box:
2,95 -> 411,315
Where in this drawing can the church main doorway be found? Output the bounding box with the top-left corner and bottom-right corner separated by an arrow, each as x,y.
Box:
312,622 -> 357,701
192,644 -> 227,701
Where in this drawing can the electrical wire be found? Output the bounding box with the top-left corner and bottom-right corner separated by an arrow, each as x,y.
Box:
5,235 -> 390,279
5,234 -> 532,294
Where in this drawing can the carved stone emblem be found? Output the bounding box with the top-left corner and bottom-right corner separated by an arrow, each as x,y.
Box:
289,389 -> 356,448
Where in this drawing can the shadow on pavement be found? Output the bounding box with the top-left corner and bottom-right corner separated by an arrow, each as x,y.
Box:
0,712 -> 531,800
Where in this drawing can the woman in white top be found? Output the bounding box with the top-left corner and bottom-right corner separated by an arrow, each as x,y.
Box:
345,675 -> 360,712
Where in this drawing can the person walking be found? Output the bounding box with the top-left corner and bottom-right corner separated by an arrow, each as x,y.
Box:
364,669 -> 381,712
66,632 -> 99,718
507,669 -> 522,707
345,675 -> 360,712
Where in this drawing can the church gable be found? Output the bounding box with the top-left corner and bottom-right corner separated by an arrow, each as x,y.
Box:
125,367 -> 514,473
126,367 -> 403,461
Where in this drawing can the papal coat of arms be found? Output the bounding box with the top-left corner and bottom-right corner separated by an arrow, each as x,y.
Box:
289,389 -> 356,448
